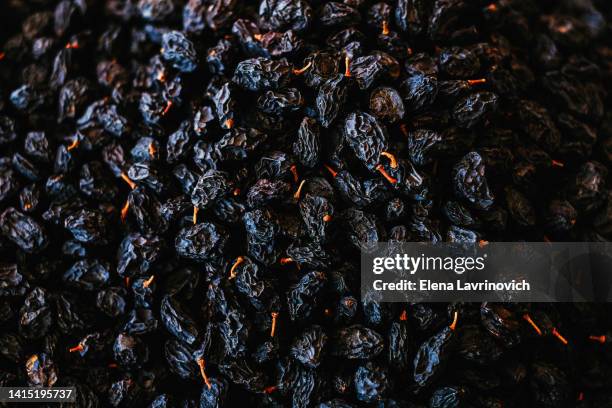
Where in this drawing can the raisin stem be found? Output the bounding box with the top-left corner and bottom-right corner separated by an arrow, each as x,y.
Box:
523,314 -> 543,336
292,61 -> 312,75
67,138 -> 79,151
229,256 -> 244,280
449,311 -> 458,331
382,20 -> 389,35
143,275 -> 155,288
120,199 -> 130,223
551,328 -> 568,345
270,312 -> 279,337
588,335 -> 606,344
197,358 -> 212,389
120,172 -> 136,190
293,179 -> 306,200
192,206 -> 199,225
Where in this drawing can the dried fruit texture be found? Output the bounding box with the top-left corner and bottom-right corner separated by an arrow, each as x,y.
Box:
401,73 -> 438,112
290,325 -> 327,368
480,303 -> 521,348
0,0 -> 610,406
413,324 -> 455,387
293,117 -> 321,168
316,74 -> 348,128
453,152 -> 494,210
332,325 -> 384,360
161,31 -> 198,73
25,353 -> 57,387
259,0 -> 312,32
191,170 -> 231,209
344,111 -> 388,172
175,222 -> 227,261
452,91 -> 498,129
0,208 -> 47,253
369,87 -> 405,123
354,362 -> 390,402
430,386 -> 468,408
349,52 -> 400,90
233,57 -> 292,91
530,362 -> 571,407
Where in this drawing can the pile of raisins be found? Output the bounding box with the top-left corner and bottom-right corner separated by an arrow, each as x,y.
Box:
0,0 -> 612,407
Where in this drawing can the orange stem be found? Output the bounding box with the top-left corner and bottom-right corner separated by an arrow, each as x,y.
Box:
197,358 -> 212,389
27,355 -> 39,366
290,165 -> 299,183
380,152 -> 398,169
294,180 -> 306,200
551,160 -> 564,168
229,256 -> 244,280
120,199 -> 130,223
162,101 -> 173,116
552,327 -> 568,345
69,343 -> 84,353
193,206 -> 199,225
279,257 -> 294,266
449,311 -> 458,331
270,312 -> 279,337
523,314 -> 543,336
588,335 -> 606,344
467,79 -> 487,86
323,214 -> 332,222
292,61 -> 312,75
376,165 -> 398,184
67,139 -> 79,151
143,275 -> 155,288
120,172 -> 136,190
382,20 -> 390,35
344,56 -> 351,77
324,164 -> 338,178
